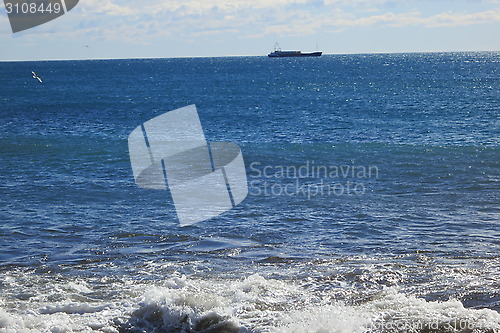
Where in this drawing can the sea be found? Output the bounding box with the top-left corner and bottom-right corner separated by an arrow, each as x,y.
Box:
0,52 -> 499,333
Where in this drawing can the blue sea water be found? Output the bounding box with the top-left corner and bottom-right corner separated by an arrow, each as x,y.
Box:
0,53 -> 499,332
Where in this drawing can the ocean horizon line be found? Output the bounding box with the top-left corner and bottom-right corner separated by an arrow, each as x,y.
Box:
1,49 -> 499,63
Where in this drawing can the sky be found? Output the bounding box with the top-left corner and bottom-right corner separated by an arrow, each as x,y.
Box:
1,0 -> 500,61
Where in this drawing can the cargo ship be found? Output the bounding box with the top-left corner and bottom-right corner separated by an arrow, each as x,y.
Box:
268,43 -> 322,57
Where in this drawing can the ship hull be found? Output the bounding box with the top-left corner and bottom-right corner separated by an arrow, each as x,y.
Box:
268,51 -> 322,57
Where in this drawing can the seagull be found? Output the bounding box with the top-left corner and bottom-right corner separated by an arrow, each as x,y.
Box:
32,71 -> 42,83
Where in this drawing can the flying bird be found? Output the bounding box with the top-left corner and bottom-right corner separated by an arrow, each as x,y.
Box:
32,71 -> 42,83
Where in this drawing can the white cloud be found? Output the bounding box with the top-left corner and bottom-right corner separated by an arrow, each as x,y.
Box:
64,0 -> 500,42
333,9 -> 500,29
140,0 -> 312,17
424,9 -> 500,27
323,0 -> 394,5
80,0 -> 135,16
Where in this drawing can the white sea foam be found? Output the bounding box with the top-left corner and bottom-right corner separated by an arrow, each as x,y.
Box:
0,271 -> 499,333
